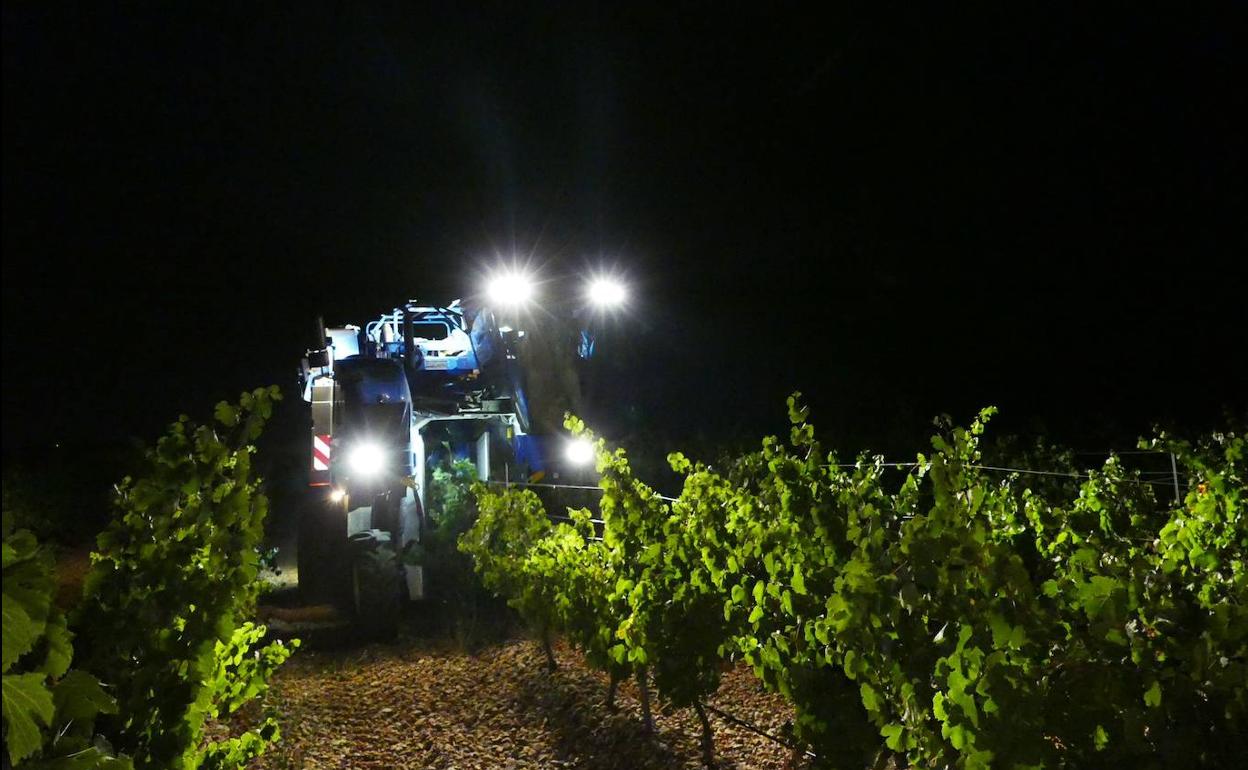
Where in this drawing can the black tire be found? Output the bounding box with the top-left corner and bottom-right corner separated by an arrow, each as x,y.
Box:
351,531 -> 400,640
297,495 -> 346,604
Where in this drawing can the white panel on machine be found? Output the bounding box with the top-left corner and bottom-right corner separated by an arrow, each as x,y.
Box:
328,326 -> 360,359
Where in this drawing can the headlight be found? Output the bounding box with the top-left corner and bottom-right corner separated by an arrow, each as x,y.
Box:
587,277 -> 627,308
565,437 -> 595,466
487,270 -> 536,307
347,442 -> 386,477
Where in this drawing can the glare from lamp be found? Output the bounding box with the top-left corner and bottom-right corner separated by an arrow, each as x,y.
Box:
347,442 -> 386,477
587,277 -> 627,309
487,271 -> 536,307
565,437 -> 595,466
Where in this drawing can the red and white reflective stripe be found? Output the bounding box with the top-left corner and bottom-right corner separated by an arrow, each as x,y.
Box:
312,434 -> 332,471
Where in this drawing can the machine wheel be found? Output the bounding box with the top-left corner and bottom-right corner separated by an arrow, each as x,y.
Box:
297,494 -> 346,604
350,530 -> 401,640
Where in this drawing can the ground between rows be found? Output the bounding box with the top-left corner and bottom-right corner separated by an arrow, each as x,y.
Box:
250,636 -> 801,770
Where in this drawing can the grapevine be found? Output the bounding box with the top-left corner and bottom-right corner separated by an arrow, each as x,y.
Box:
460,397 -> 1246,768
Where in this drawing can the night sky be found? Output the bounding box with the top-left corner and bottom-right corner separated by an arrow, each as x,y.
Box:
3,3 -> 1246,458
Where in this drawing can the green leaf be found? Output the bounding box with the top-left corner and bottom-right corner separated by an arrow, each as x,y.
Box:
860,682 -> 880,713
947,723 -> 969,750
813,620 -> 831,645
842,649 -> 858,680
988,613 -> 1017,650
3,672 -> 55,765
881,722 -> 908,751
35,614 -> 73,679
957,624 -> 974,648
1,598 -> 39,673
786,392 -> 809,424
1143,680 -> 1162,708
53,670 -> 118,722
213,401 -> 239,427
947,681 -> 980,728
1094,724 -> 1109,751
1,541 -> 19,569
791,564 -> 807,595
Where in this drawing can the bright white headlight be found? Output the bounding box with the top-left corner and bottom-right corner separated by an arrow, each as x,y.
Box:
487,271 -> 536,307
347,442 -> 386,477
587,278 -> 627,308
565,437 -> 595,466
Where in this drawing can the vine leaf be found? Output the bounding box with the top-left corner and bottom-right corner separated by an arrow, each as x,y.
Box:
791,565 -> 807,595
3,671 -> 55,765
53,670 -> 118,722
36,614 -> 73,678
213,401 -> 239,427
1,599 -> 39,672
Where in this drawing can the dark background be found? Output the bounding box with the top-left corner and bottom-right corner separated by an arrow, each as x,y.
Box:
4,2 -> 1246,467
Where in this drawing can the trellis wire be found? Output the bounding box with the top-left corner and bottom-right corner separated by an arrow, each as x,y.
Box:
703,702 -> 818,761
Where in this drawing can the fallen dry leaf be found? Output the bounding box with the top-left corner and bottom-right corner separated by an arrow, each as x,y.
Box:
247,635 -> 806,770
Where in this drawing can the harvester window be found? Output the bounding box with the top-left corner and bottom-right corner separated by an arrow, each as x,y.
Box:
411,322 -> 450,340
334,358 -> 409,405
